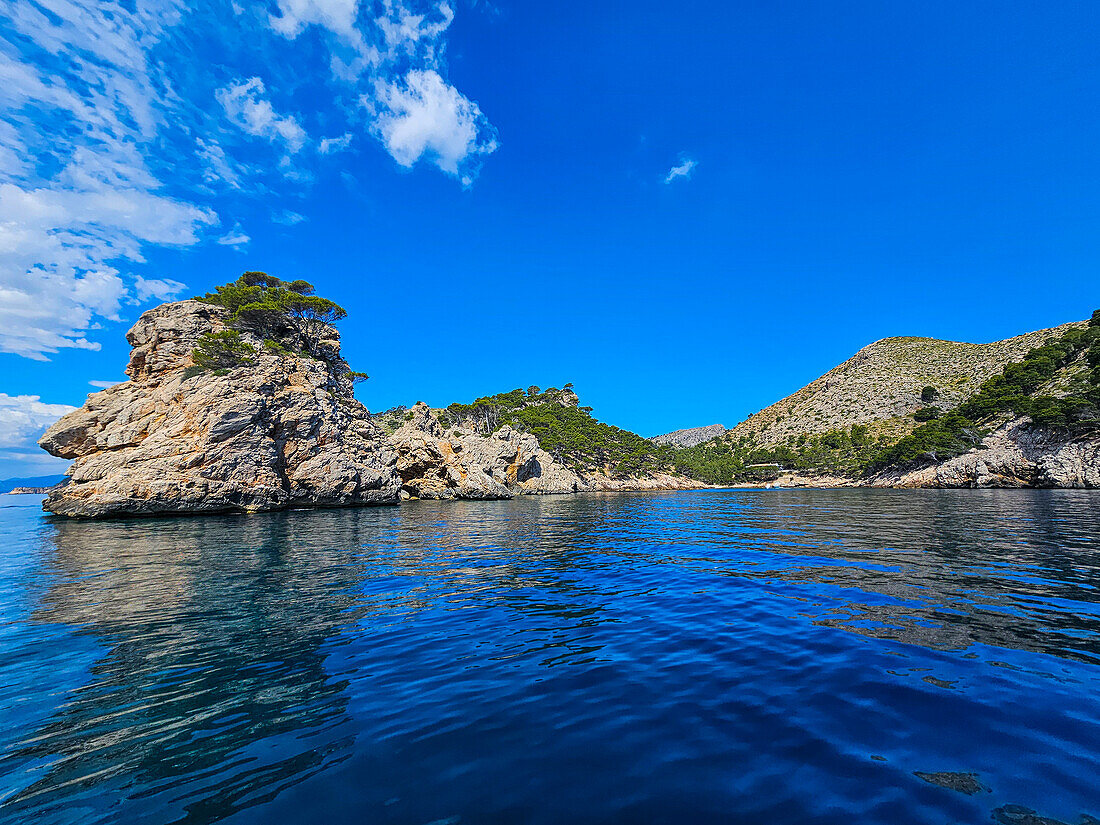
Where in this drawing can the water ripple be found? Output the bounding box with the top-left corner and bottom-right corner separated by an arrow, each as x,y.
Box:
0,490 -> 1098,824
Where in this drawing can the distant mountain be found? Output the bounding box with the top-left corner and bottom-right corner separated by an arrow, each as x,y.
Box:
651,424 -> 727,448
0,475 -> 64,494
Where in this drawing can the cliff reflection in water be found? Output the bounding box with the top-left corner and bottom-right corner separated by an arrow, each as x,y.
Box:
694,489 -> 1100,665
3,498 -> 618,823
5,511 -> 386,821
1,490 -> 1098,825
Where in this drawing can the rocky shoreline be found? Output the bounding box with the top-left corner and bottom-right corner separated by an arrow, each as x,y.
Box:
38,300 -> 708,519
35,297 -> 1098,519
720,418 -> 1100,490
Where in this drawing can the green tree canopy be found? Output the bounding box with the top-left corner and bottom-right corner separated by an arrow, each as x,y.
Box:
196,273 -> 347,357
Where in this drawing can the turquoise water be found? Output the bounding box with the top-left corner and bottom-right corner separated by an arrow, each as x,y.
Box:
1,489 -> 1098,824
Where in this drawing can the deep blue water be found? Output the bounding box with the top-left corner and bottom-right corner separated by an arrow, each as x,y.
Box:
1,489 -> 1099,824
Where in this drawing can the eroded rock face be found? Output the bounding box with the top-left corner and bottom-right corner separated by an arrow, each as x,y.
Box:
388,403 -> 583,500
39,301 -> 597,518
40,301 -> 399,517
876,418 -> 1100,489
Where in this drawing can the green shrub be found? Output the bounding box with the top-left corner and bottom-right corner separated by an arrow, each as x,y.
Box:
190,330 -> 256,372
263,338 -> 290,355
868,312 -> 1100,472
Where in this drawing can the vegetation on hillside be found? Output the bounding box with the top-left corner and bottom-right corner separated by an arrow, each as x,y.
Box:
670,424 -> 897,484
180,280 -> 1098,485
439,386 -> 678,477
728,325 -> 1077,452
673,309 -> 1100,483
186,272 -> 365,378
186,330 -> 257,377
868,310 -> 1100,471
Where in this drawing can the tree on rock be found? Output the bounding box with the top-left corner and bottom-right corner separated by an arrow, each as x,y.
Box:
196,273 -> 348,358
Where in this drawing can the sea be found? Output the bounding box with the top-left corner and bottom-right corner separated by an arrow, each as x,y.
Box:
1,488 -> 1098,824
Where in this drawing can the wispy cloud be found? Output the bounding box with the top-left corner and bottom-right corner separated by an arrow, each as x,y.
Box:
217,77 -> 308,156
216,224 -> 252,248
0,0 -> 496,360
0,393 -> 76,476
664,156 -> 698,184
88,380 -> 125,389
268,0 -> 497,181
273,210 -> 307,225
319,132 -> 354,154
0,0 -> 211,360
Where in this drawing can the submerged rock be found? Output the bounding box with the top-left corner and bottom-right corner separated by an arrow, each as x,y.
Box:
913,770 -> 988,795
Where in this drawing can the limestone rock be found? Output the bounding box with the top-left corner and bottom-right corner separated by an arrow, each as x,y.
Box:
38,298 -> 704,519
876,418 -> 1100,489
40,301 -> 398,517
651,424 -> 727,448
387,403 -> 583,500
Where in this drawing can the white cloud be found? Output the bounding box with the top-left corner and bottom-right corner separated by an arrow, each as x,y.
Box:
0,180 -> 210,359
0,0 -> 496,360
196,138 -> 248,190
0,0 -> 214,360
0,393 -> 76,477
0,394 -> 77,449
268,0 -> 497,181
216,223 -> 252,247
216,78 -> 308,155
273,210 -> 307,225
373,69 -> 498,183
89,379 -> 125,389
134,276 -> 186,303
269,0 -> 363,43
319,132 -> 354,154
664,157 -> 698,184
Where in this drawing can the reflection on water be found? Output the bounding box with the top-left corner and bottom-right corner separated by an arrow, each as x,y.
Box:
0,490 -> 1098,824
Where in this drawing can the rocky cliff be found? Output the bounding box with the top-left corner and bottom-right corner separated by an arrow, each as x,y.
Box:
873,418 -> 1100,488
39,300 -> 400,517
39,300 -> 692,518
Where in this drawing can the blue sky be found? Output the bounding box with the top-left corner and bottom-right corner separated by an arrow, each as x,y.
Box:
2,0 -> 1100,478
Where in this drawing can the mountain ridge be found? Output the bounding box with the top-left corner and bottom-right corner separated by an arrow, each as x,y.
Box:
667,314 -> 1099,487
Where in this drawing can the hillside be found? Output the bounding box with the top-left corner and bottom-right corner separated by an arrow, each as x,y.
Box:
426,385 -> 688,481
669,314 -> 1099,485
729,324 -> 1082,449
651,424 -> 727,448
0,475 -> 64,494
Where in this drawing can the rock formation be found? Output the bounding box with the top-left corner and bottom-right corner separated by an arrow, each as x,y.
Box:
39,300 -> 399,517
875,418 -> 1100,488
39,299 -> 667,518
388,403 -> 584,500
